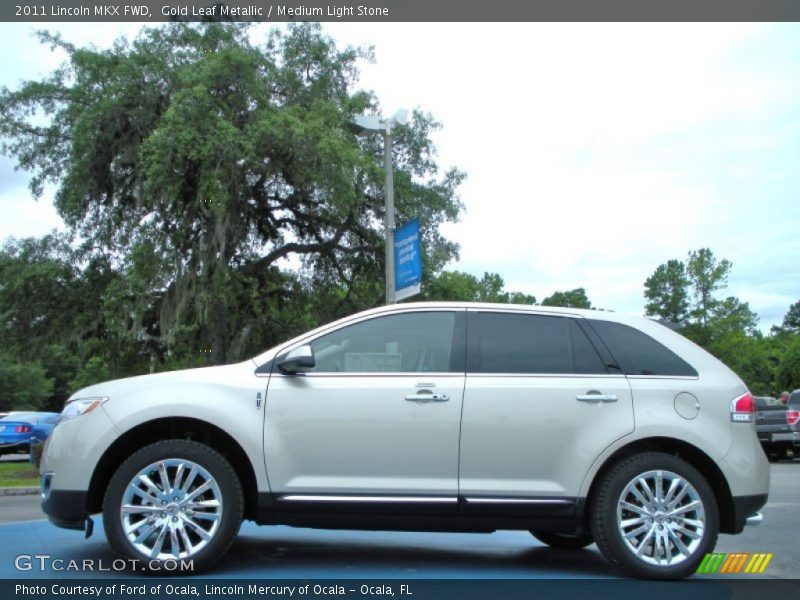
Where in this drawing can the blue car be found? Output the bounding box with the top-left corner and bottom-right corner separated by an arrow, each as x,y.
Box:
0,412 -> 60,455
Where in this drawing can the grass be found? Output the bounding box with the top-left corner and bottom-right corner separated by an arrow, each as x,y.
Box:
0,461 -> 38,487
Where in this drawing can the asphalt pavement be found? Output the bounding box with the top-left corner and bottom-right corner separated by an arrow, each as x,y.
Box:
0,461 -> 797,579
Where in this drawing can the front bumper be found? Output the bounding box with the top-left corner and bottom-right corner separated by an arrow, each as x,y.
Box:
40,484 -> 89,531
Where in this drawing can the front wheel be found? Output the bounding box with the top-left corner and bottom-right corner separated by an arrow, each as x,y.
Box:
590,452 -> 719,579
103,440 -> 243,574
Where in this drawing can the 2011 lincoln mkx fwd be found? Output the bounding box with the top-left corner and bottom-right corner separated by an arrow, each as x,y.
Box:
40,302 -> 768,578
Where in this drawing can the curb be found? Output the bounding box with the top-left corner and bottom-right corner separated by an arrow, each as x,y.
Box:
0,487 -> 39,496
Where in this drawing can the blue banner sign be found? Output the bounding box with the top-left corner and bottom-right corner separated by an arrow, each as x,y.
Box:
393,219 -> 422,301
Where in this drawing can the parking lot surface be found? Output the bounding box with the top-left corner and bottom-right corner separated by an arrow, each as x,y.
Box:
1,460 -> 796,579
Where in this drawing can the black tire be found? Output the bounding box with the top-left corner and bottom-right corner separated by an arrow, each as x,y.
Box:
590,452 -> 719,579
766,452 -> 781,463
531,531 -> 594,549
103,439 -> 243,574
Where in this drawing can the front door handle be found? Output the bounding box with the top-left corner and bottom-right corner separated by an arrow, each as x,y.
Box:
406,392 -> 449,403
576,393 -> 618,403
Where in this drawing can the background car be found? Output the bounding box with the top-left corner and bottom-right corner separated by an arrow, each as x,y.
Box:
755,394 -> 800,461
0,412 -> 60,455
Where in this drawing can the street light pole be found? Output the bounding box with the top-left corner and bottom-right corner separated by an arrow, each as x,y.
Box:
351,109 -> 408,305
383,123 -> 395,304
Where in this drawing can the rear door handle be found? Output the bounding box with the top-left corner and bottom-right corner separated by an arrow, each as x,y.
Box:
576,393 -> 618,403
406,392 -> 449,403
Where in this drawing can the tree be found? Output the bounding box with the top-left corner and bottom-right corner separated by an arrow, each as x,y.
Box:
0,358 -> 54,411
0,23 -> 464,365
710,296 -> 759,339
0,234 -> 79,360
686,248 -> 731,326
541,288 -> 592,309
423,270 -> 536,305
773,299 -> 800,336
708,334 -> 776,396
775,335 -> 800,392
644,259 -> 689,324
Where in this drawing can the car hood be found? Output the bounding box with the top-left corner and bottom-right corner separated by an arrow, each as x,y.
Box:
66,360 -> 259,402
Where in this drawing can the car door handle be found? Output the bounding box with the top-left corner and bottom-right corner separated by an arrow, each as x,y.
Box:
405,393 -> 449,402
576,393 -> 618,403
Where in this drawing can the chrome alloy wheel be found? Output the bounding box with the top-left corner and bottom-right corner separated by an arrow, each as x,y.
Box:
616,469 -> 706,566
120,459 -> 223,560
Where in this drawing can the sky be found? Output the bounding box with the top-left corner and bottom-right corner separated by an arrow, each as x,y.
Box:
0,22 -> 798,331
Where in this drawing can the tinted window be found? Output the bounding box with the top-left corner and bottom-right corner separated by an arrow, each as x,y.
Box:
569,320 -> 608,374
587,320 -> 698,376
476,313 -> 570,373
789,392 -> 800,407
308,312 -> 457,373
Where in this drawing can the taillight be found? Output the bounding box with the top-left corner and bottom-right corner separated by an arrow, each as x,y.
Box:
787,410 -> 800,426
730,392 -> 755,423
14,425 -> 32,433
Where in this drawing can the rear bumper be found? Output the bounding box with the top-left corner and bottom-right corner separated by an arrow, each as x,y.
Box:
729,494 -> 768,534
770,431 -> 800,445
0,441 -> 29,453
41,487 -> 88,531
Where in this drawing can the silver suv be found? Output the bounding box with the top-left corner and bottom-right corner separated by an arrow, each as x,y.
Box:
40,303 -> 768,578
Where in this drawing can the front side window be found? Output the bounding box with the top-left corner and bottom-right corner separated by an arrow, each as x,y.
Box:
307,312 -> 458,373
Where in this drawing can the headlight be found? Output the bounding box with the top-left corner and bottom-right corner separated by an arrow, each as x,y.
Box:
59,397 -> 108,423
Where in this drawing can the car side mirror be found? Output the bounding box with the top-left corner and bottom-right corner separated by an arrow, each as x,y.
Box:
277,345 -> 315,375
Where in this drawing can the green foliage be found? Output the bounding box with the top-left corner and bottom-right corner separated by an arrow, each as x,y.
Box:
423,271 -> 536,305
0,234 -> 78,360
0,462 -> 39,487
686,248 -> 731,326
772,298 -> 800,336
776,335 -> 800,392
0,23 -> 463,372
0,357 -> 54,411
644,259 -> 689,323
69,356 -> 114,392
542,288 -> 592,309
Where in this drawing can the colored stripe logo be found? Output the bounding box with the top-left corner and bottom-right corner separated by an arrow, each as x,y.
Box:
696,552 -> 773,574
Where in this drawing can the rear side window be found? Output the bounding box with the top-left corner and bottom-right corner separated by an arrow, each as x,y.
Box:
587,320 -> 698,377
789,392 -> 800,407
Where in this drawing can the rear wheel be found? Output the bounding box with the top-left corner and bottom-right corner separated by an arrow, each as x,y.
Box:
103,439 -> 243,573
590,452 -> 719,579
531,531 -> 594,549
